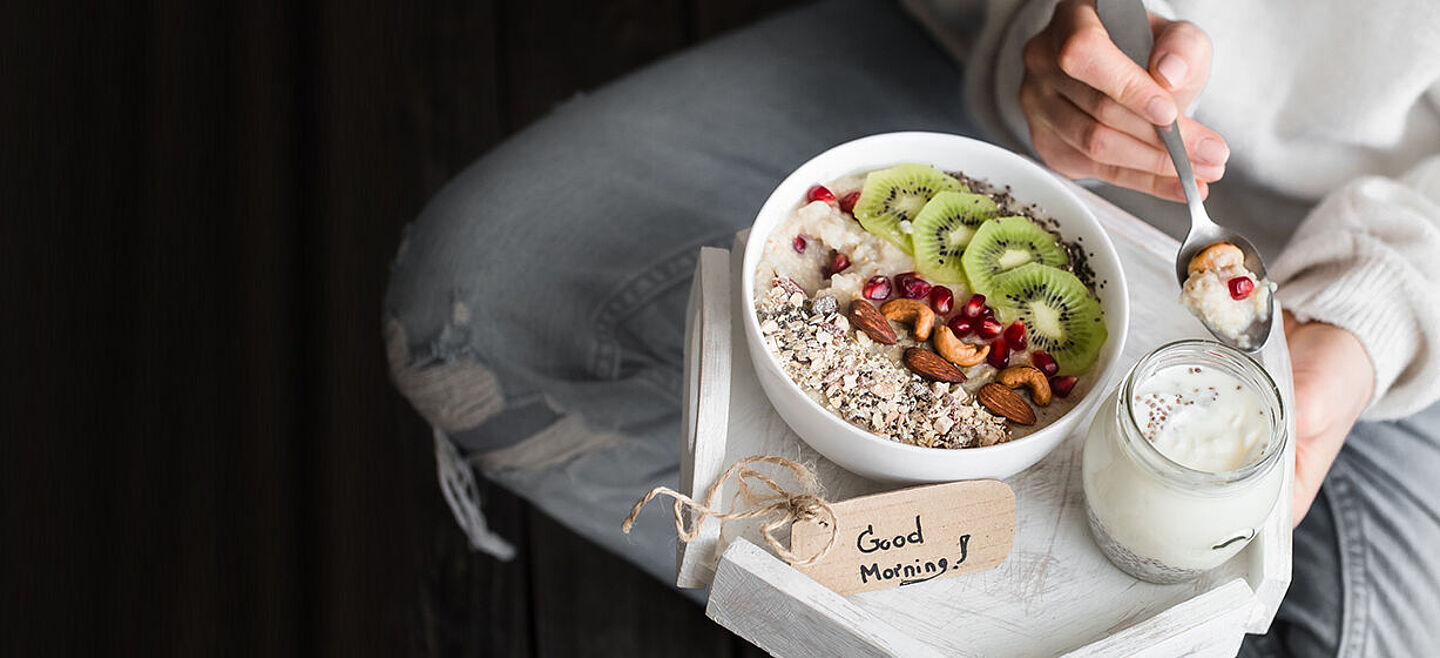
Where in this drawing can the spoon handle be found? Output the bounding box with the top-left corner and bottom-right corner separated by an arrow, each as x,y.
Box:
1155,122 -> 1214,229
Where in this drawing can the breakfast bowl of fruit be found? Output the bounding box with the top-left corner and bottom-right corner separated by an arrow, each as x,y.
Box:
742,132 -> 1129,481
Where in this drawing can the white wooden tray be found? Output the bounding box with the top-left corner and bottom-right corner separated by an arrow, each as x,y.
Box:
678,180 -> 1295,657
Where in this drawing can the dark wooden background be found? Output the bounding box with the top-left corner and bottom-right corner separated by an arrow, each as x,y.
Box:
3,1 -> 805,655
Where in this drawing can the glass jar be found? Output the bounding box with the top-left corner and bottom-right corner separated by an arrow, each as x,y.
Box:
1082,340 -> 1286,584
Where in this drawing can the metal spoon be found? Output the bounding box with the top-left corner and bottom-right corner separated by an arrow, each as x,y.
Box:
1096,0 -> 1274,352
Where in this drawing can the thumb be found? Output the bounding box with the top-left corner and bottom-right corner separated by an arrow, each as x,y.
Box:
1148,18 -> 1212,110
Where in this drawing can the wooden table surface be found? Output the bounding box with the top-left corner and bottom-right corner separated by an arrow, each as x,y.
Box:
3,1 -> 804,656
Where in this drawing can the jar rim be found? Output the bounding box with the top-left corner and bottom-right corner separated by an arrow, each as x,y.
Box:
1117,339 -> 1287,488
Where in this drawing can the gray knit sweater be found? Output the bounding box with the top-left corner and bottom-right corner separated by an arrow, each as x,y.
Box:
905,0 -> 1440,419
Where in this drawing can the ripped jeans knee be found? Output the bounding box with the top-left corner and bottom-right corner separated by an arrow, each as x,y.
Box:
384,316 -> 504,434
385,316 -> 629,470
386,316 -> 630,557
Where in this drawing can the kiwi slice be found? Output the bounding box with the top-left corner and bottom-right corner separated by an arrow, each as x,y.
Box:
990,263 -> 1107,375
853,164 -> 966,254
960,216 -> 1069,296
911,191 -> 1002,284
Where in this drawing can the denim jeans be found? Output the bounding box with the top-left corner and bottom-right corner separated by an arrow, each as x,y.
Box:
384,0 -> 1440,653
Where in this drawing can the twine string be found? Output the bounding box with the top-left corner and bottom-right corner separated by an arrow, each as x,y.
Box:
620,455 -> 839,567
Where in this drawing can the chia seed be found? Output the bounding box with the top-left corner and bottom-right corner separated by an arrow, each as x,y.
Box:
949,170 -> 1101,294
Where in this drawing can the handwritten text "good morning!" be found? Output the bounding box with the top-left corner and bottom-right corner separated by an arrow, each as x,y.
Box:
856,515 -> 972,586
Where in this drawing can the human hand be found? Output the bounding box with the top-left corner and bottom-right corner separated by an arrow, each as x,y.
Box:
1284,311 -> 1374,525
1019,0 -> 1230,202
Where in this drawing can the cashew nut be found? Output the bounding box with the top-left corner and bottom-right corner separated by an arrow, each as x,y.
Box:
1187,242 -> 1244,276
997,365 -> 1052,406
880,298 -> 935,341
932,325 -> 989,367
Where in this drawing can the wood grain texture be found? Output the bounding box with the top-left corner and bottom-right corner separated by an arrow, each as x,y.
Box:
689,0 -> 804,40
308,1 -> 447,654
709,541 -> 946,658
528,512 -> 734,658
1067,579 -> 1252,658
124,1 -> 235,652
0,0 -> 802,656
417,477 -> 534,657
3,1 -> 152,654
501,0 -> 689,128
678,248 -> 736,588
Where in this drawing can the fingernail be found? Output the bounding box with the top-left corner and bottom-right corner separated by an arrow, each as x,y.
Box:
1157,54 -> 1187,88
1196,138 -> 1229,165
1146,96 -> 1177,125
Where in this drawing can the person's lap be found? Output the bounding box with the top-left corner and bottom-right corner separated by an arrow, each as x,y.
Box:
384,0 -> 975,592
1243,401 -> 1440,656
384,0 -> 1439,653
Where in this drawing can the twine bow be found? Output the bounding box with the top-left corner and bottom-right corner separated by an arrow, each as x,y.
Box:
620,455 -> 839,567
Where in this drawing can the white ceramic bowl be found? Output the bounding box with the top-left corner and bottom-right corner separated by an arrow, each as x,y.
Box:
742,132 -> 1130,482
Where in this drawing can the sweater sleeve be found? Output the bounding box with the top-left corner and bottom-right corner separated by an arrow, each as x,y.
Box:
1271,155 -> 1440,420
962,0 -> 1177,154
965,0 -> 1059,153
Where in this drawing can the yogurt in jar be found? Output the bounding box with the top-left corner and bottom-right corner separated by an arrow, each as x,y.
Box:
1132,365 -> 1268,473
1082,341 -> 1286,583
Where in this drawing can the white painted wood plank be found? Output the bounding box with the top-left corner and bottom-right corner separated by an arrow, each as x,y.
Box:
677,256 -> 705,584
677,248 -> 736,588
1065,578 -> 1253,658
707,540 -> 947,658
1244,307 -> 1295,634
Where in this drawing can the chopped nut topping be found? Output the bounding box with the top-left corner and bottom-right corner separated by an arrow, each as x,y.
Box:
757,281 -> 1010,449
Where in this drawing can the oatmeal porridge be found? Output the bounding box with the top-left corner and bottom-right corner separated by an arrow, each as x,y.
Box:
753,163 -> 1111,449
1179,242 -> 1272,348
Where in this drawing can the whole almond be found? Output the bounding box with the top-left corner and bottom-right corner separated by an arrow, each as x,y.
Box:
978,382 -> 1036,425
903,348 -> 967,383
847,299 -> 897,345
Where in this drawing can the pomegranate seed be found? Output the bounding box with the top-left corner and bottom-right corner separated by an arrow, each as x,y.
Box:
1051,375 -> 1078,398
863,276 -> 892,300
987,339 -> 1011,369
1030,351 -> 1059,377
1228,276 -> 1255,300
824,251 -> 850,277
792,235 -> 807,253
895,272 -> 932,299
947,315 -> 974,337
976,316 -> 1004,340
1004,322 -> 1027,351
807,185 -> 836,204
962,294 -> 987,318
929,286 -> 954,314
839,191 -> 861,213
